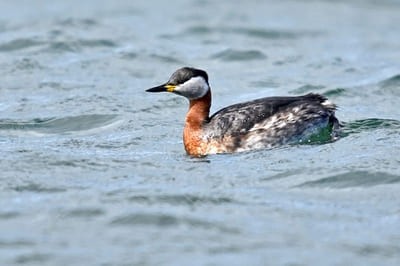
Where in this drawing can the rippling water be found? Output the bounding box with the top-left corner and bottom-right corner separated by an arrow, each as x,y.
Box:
1,0 -> 400,265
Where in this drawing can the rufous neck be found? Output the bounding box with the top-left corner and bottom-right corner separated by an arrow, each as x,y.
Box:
185,89 -> 212,128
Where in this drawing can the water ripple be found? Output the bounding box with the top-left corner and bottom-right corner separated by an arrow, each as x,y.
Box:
56,18 -> 98,27
46,41 -> 77,53
379,74 -> 400,96
110,213 -> 239,233
340,118 -> 400,137
0,35 -> 116,54
0,38 -> 43,52
322,88 -> 347,98
12,58 -> 44,71
230,27 -> 301,39
77,39 -> 116,48
290,84 -> 325,94
128,194 -> 235,206
296,171 -> 400,188
149,53 -> 183,64
289,86 -> 347,98
0,239 -> 35,247
212,49 -> 266,61
14,253 -> 52,264
11,183 -> 66,193
0,211 -> 21,220
63,208 -> 105,218
345,243 -> 400,258
0,114 -> 119,135
181,25 -> 314,40
379,74 -> 400,87
44,39 -> 116,53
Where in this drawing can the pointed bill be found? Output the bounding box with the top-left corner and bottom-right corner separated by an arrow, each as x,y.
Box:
146,84 -> 176,93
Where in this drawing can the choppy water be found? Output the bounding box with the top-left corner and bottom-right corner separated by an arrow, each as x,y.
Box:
1,0 -> 400,265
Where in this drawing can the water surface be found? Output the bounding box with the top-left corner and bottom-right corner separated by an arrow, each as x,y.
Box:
1,0 -> 400,265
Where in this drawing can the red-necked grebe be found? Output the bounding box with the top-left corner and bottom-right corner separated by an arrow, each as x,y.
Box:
146,67 -> 339,156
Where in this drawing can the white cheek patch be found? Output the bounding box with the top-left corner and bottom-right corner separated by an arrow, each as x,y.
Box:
175,76 -> 209,100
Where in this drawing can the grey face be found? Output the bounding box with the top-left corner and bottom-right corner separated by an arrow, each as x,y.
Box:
173,76 -> 209,100
146,67 -> 210,100
168,67 -> 210,100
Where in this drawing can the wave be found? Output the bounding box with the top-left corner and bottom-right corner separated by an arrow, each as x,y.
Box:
181,25 -> 315,40
128,194 -> 235,206
378,74 -> 400,96
0,38 -> 44,52
340,118 -> 400,137
0,114 -> 119,135
290,85 -> 347,98
55,18 -> 98,27
379,74 -> 400,88
296,171 -> 400,188
149,53 -> 183,64
0,37 -> 116,54
110,212 -> 239,233
322,88 -> 347,98
212,49 -> 266,61
62,208 -> 105,218
11,183 -> 66,193
290,84 -> 325,94
44,39 -> 116,53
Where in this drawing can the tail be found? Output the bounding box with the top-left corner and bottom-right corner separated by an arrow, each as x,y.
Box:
304,93 -> 337,111
304,93 -> 340,140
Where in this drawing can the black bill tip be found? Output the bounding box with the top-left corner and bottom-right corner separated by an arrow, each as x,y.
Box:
146,84 -> 167,93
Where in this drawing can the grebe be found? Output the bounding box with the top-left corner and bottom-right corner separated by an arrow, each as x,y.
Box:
146,67 -> 339,156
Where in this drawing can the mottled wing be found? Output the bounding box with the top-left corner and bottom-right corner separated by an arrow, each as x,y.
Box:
205,93 -> 336,139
